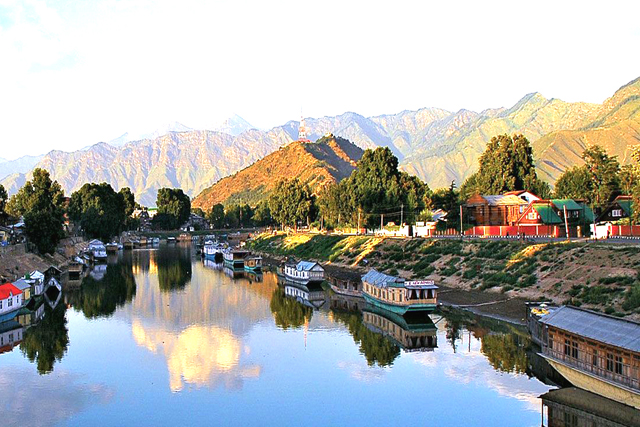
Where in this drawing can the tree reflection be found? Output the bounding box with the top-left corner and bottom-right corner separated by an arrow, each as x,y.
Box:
269,287 -> 312,329
20,304 -> 69,375
481,333 -> 529,374
156,249 -> 192,292
332,311 -> 400,367
68,263 -> 137,318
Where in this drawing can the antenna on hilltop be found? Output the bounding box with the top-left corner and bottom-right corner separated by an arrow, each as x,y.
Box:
298,107 -> 310,143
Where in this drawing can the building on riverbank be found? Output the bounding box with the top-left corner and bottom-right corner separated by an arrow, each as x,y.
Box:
0,283 -> 23,315
537,305 -> 640,409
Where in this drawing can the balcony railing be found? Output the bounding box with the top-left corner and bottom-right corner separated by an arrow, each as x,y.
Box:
543,346 -> 640,391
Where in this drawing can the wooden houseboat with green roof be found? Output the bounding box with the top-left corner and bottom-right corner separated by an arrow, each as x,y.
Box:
361,269 -> 437,316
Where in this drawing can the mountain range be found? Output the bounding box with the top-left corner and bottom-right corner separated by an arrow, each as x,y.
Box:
2,76 -> 638,206
192,134 -> 363,211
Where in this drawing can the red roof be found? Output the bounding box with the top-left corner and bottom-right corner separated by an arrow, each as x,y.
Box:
0,283 -> 22,300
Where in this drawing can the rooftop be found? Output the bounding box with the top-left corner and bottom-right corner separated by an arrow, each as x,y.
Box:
481,195 -> 529,206
296,261 -> 322,271
540,305 -> 640,353
362,269 -> 404,288
0,283 -> 22,300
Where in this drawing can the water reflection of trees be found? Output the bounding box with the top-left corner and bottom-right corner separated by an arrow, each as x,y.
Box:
269,287 -> 312,329
156,249 -> 192,292
68,263 -> 137,318
20,304 -> 69,375
442,308 -> 531,374
332,311 -> 400,367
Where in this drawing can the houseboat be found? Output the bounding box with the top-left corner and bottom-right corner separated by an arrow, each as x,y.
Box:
362,304 -> 437,352
105,242 -> 119,253
244,255 -> 263,272
177,233 -> 191,242
203,241 -> 225,261
284,260 -> 325,285
68,257 -> 85,278
327,269 -> 362,298
223,248 -> 249,268
361,269 -> 438,316
88,239 -> 107,262
537,305 -> 640,409
123,239 -> 135,250
138,236 -> 148,246
167,236 -> 176,244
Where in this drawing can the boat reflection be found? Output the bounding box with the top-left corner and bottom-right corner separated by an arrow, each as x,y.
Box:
223,266 -> 244,279
278,276 -> 326,310
541,387 -> 640,426
362,306 -> 437,352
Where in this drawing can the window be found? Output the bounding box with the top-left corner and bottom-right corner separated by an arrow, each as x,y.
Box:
564,339 -> 571,356
607,353 -> 614,372
593,350 -> 598,367
0,300 -> 3,309
8,333 -> 13,342
612,209 -> 623,218
571,341 -> 579,359
8,298 -> 12,307
615,356 -> 623,375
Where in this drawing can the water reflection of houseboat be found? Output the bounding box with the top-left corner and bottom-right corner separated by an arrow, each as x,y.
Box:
89,264 -> 108,281
362,269 -> 438,316
537,305 -> 640,409
540,387 -> 640,427
283,281 -> 326,310
223,266 -> 244,279
329,292 -> 365,313
244,271 -> 263,283
362,304 -> 438,352
203,259 -> 223,270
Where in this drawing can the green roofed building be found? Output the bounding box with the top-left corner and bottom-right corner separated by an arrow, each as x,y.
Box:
597,196 -> 634,223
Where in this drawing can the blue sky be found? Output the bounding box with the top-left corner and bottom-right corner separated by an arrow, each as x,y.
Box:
1,0 -> 639,159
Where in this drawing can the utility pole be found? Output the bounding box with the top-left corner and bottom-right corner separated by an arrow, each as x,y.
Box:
563,205 -> 570,242
357,209 -> 361,235
459,205 -> 463,237
381,214 -> 384,232
400,204 -> 404,226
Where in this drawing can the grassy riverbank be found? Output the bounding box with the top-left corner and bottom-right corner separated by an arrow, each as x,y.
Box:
247,233 -> 640,319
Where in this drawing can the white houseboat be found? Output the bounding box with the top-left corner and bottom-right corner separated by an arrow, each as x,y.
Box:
284,260 -> 325,284
88,239 -> 107,262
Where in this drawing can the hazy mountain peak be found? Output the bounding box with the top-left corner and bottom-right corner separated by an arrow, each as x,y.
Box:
211,114 -> 255,136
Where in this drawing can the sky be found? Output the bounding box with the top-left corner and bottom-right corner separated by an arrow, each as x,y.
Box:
1,0 -> 639,160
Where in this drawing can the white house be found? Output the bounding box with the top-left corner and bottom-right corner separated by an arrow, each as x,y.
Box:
0,283 -> 24,315
0,321 -> 23,353
26,271 -> 45,295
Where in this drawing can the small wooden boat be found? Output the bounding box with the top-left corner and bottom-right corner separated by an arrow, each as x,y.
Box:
244,255 -> 262,272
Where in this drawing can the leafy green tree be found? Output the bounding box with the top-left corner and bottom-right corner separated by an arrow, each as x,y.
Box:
191,207 -> 205,218
68,183 -> 126,241
554,165 -> 593,201
253,200 -> 273,226
619,164 -> 638,196
7,169 -> 65,253
20,304 -> 69,374
224,206 -> 240,228
582,145 -> 620,210
207,203 -> 225,229
118,187 -> 139,231
0,184 -> 7,225
630,147 -> 640,224
268,178 -> 314,229
460,134 -> 548,199
155,188 -> 191,229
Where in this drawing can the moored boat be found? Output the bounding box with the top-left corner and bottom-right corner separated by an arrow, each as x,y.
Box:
361,269 -> 437,316
88,239 -> 107,262
106,242 -> 119,253
284,260 -> 324,284
223,248 -> 249,268
167,236 -> 176,244
244,255 -> 262,272
537,305 -> 640,409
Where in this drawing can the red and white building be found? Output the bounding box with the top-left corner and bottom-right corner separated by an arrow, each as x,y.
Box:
0,283 -> 24,315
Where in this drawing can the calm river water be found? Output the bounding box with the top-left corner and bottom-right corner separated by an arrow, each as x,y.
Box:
2,244 -> 558,426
